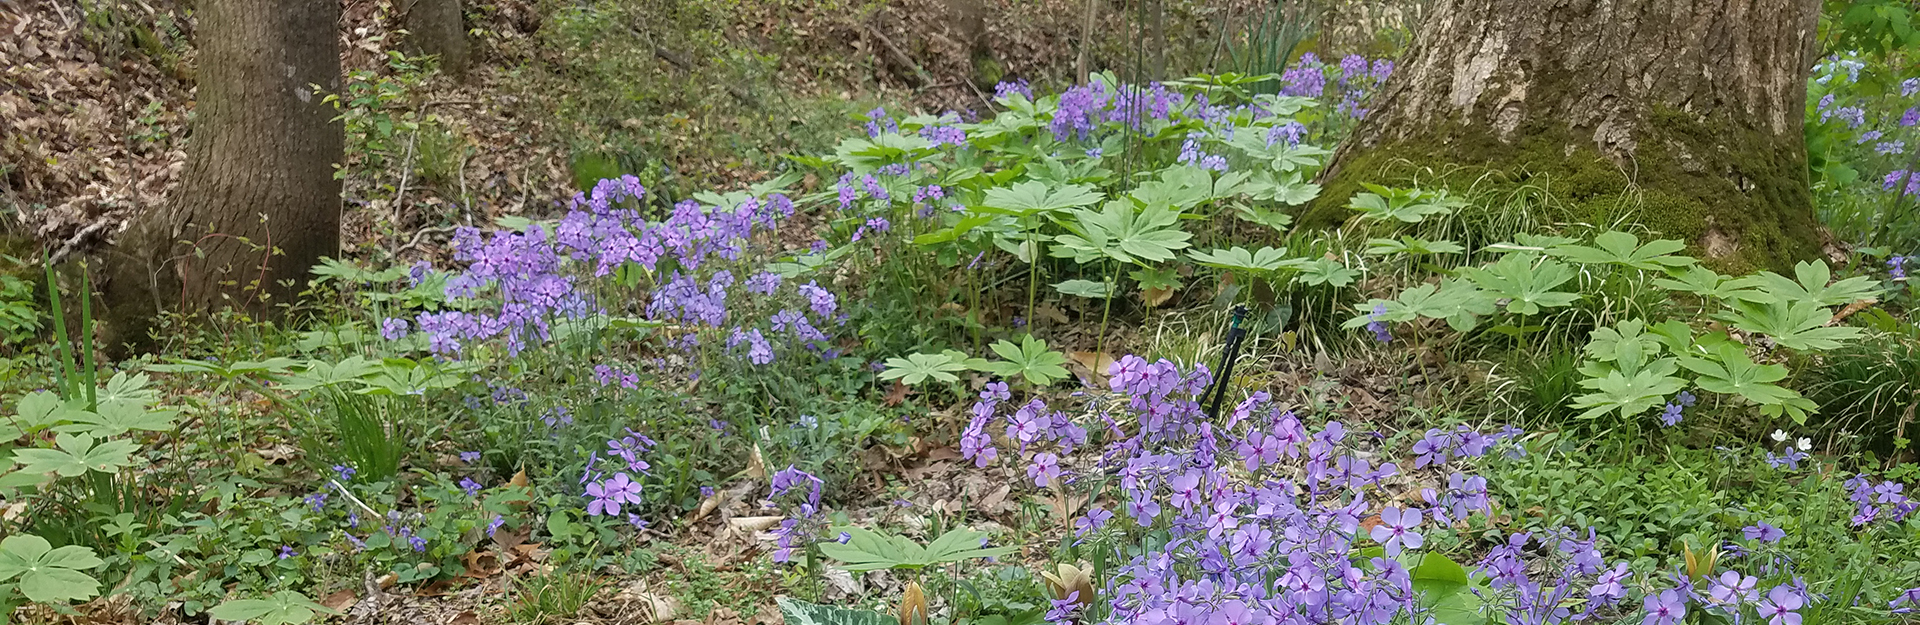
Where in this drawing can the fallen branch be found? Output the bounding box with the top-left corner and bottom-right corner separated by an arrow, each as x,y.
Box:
865,22 -> 933,88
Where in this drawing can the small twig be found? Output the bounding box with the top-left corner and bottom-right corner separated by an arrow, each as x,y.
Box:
330,478 -> 387,520
392,129 -> 419,225
393,225 -> 460,259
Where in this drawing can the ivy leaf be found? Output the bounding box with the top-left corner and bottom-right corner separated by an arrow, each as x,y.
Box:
1735,260 -> 1882,307
879,353 -> 970,385
1715,299 -> 1863,352
0,535 -> 103,604
1294,258 -> 1361,288
1548,231 -> 1695,270
10,433 -> 139,477
981,336 -> 1072,387
1459,253 -> 1580,315
1188,246 -> 1296,274
207,591 -> 338,625
1365,236 -> 1465,257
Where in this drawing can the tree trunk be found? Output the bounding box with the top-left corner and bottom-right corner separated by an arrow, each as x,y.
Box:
100,0 -> 342,356
1308,0 -> 1825,272
406,0 -> 469,79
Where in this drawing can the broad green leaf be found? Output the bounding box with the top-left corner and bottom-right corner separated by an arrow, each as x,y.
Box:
1365,236 -> 1465,257
207,591 -> 337,625
10,433 -> 138,477
816,527 -> 1017,571
1346,184 -> 1464,224
776,596 -> 895,625
981,336 -> 1071,387
1653,266 -> 1766,302
1548,231 -> 1695,270
1715,299 -> 1863,352
52,401 -> 179,437
880,353 -> 970,385
1294,258 -> 1361,287
1052,200 -> 1191,264
977,180 -> 1103,217
1054,279 -> 1113,299
1459,253 -> 1580,315
0,535 -> 102,604
1570,358 -> 1686,420
1735,260 -> 1881,307
278,356 -> 381,391
1188,247 -> 1295,274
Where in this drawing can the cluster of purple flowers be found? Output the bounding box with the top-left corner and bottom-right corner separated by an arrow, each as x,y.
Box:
1176,132 -> 1229,172
1891,255 -> 1910,279
1365,303 -> 1390,343
402,175 -> 799,358
767,465 -> 825,563
1658,390 -> 1697,427
1845,474 -> 1917,527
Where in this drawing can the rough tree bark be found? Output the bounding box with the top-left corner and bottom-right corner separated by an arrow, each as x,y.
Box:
1307,0 -> 1825,272
100,0 -> 342,356
406,0 -> 469,79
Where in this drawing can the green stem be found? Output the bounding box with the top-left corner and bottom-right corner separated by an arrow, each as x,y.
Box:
1026,228 -> 1040,324
1095,261 -> 1116,358
44,260 -> 78,400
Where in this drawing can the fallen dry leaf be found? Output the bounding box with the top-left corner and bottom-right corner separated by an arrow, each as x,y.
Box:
728,516 -> 784,532
882,380 -> 910,407
746,444 -> 767,479
448,611 -> 481,625
1141,285 -> 1175,308
321,588 -> 357,612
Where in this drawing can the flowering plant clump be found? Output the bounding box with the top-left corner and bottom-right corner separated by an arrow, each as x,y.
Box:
774,354 -> 1920,625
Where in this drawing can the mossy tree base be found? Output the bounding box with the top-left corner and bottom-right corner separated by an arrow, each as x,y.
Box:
1309,0 -> 1826,273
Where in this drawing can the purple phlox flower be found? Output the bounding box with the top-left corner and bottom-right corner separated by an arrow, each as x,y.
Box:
1889,255 -> 1909,279
305,492 -> 327,512
1643,589 -> 1688,625
380,317 -> 411,340
1369,506 -> 1424,556
585,472 -> 645,516
1660,400 -> 1685,427
1756,585 -> 1803,625
1708,570 -> 1759,604
1074,506 -> 1114,536
993,79 -> 1033,100
1590,562 -> 1632,602
770,465 -> 824,506
1743,521 -> 1785,543
1892,587 -> 1920,613
837,531 -> 852,544
1028,452 -> 1063,488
